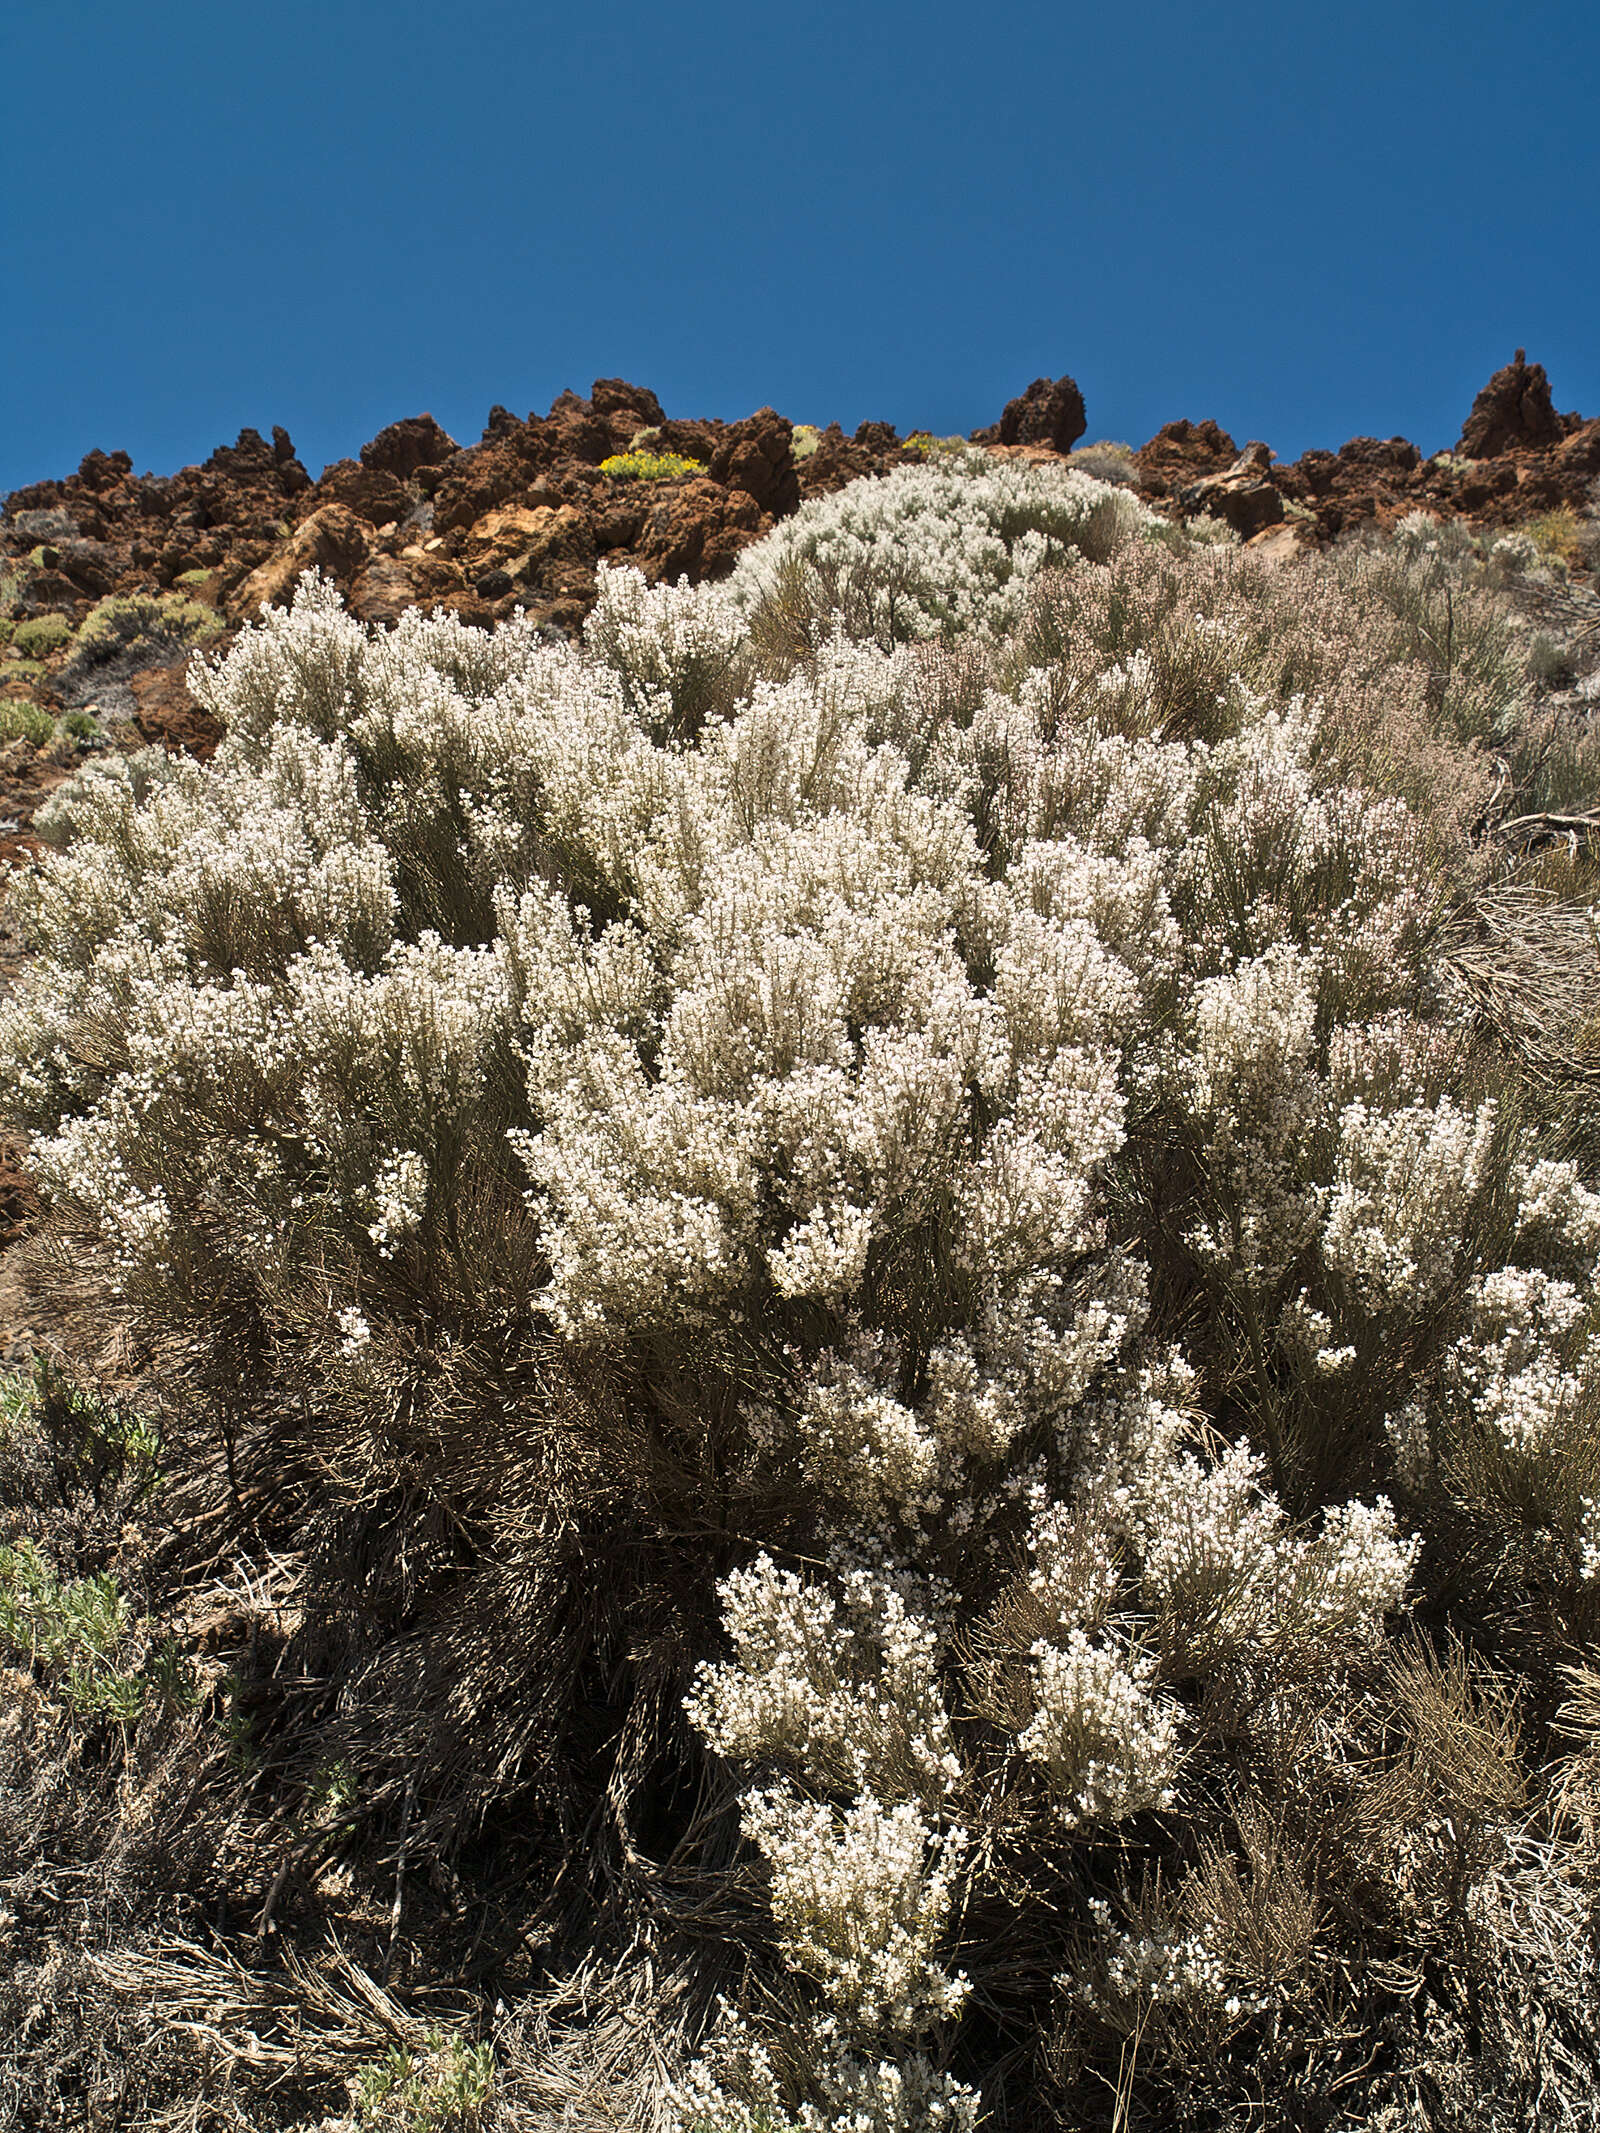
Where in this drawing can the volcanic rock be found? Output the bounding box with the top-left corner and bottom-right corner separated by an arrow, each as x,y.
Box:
1135,420 -> 1240,499
359,413 -> 458,480
794,423 -> 909,497
462,504 -> 593,584
632,479 -> 766,584
1177,441 -> 1285,540
978,376 -> 1088,455
708,408 -> 800,517
1459,349 -> 1566,458
306,459 -> 414,528
228,504 -> 374,617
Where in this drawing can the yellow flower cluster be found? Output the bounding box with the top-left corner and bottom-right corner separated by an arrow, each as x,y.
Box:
598,448 -> 706,481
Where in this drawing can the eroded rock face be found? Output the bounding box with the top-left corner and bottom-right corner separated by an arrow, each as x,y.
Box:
1136,419 -> 1240,498
1459,349 -> 1567,458
359,413 -> 458,480
3,426 -> 313,614
229,504 -> 376,618
1137,356 -> 1599,546
304,460 -> 415,529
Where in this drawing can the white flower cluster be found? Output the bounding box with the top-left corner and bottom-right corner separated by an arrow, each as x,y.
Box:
670,2007 -> 981,2133
1452,1267 -> 1600,1456
1323,1097 -> 1499,1308
685,1553 -> 960,1799
1071,1900 -> 1256,2019
726,451 -> 1155,645
582,560 -> 746,729
1017,1627 -> 1182,1825
739,1788 -> 970,2032
1130,1439 -> 1417,1656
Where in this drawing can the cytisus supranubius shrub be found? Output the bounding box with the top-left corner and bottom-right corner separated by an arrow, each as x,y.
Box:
4,456 -> 1600,2129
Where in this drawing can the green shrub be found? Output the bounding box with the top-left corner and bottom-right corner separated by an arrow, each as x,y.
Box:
790,423 -> 822,462
1528,506 -> 1584,570
599,449 -> 706,481
0,1539 -> 149,1720
1068,438 -> 1140,487
68,592 -> 222,674
0,1360 -> 165,1509
13,612 -> 72,660
0,698 -> 55,745
173,567 -> 215,589
353,2030 -> 495,2130
902,430 -> 967,458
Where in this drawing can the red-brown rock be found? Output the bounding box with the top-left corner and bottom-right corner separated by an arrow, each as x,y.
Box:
982,376 -> 1087,455
632,479 -> 766,584
1136,419 -> 1240,498
1458,349 -> 1566,458
307,459 -> 415,528
228,504 -> 374,617
359,413 -> 458,480
1177,441 -> 1285,540
708,408 -> 800,517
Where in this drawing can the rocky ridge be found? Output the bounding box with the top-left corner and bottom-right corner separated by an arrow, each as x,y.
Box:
1,353 -> 1596,797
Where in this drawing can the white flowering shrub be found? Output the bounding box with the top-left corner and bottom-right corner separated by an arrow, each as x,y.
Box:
5,461 -> 1600,2129
727,450 -> 1156,654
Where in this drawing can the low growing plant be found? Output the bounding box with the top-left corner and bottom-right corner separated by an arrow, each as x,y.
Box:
354,2030 -> 495,2130
600,449 -> 707,482
12,612 -> 72,661
67,591 -> 223,674
1068,439 -> 1139,488
0,697 -> 56,746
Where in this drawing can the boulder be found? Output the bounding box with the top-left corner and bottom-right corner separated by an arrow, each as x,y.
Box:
461,504 -> 591,585
634,478 -> 764,583
1337,436 -> 1422,475
1177,441 -> 1285,540
57,539 -> 118,595
590,378 -> 666,432
348,556 -> 425,628
708,407 -> 800,517
1136,419 -> 1239,497
308,458 -> 414,528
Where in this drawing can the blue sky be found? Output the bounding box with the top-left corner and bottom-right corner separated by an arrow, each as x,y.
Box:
5,0 -> 1598,494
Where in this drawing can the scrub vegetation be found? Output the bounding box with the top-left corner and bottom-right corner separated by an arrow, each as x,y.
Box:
2,455 -> 1599,2130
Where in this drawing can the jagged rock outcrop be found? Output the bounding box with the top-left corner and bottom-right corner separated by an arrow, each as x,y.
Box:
1459,348 -> 1566,458
1142,356 -> 1600,546
359,412 -> 458,480
1135,419 -> 1240,498
972,374 -> 1088,455
230,504 -> 377,618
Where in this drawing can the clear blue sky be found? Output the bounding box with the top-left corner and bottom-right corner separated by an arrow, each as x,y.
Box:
5,0 -> 1598,494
